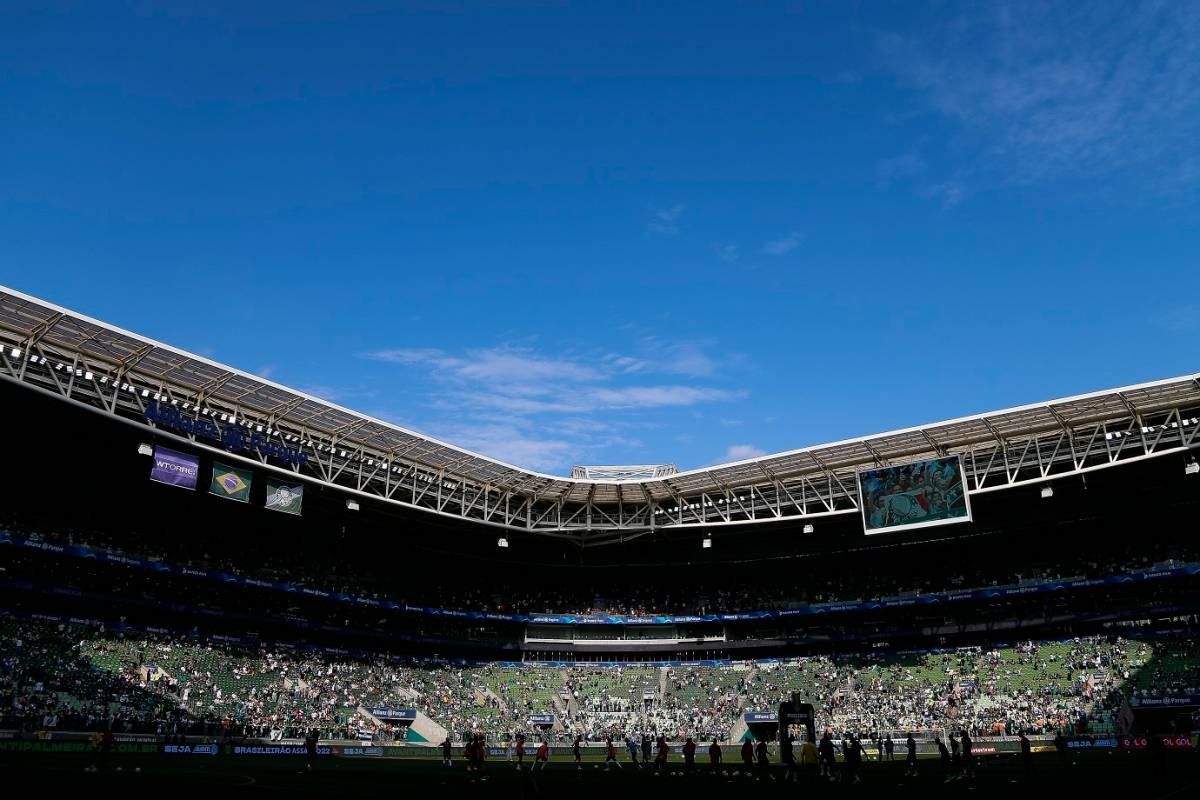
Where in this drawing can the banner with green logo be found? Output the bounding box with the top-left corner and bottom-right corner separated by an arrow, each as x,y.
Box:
264,479 -> 304,515
209,462 -> 252,502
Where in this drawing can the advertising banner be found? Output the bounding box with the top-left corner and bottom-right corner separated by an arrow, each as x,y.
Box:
149,446 -> 200,490
264,480 -> 304,515
209,462 -> 252,502
363,707 -> 416,721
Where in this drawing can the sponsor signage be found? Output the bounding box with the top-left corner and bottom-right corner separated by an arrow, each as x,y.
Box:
144,401 -> 306,466
1120,735 -> 1195,750
528,714 -> 556,725
149,446 -> 200,489
162,743 -> 218,755
744,712 -> 779,723
1129,695 -> 1200,708
364,707 -> 416,722
231,745 -> 333,756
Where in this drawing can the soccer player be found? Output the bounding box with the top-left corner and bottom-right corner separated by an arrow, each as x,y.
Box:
655,735 -> 669,775
641,733 -> 651,764
708,739 -> 723,776
533,738 -> 550,771
442,735 -> 452,766
780,734 -> 796,782
304,728 -> 319,773
818,732 -> 836,780
604,737 -> 621,770
961,730 -> 974,779
885,735 -> 895,761
682,737 -> 696,774
741,736 -> 755,774
514,733 -> 525,771
905,732 -> 918,777
936,736 -> 951,782
1019,731 -> 1033,777
573,734 -> 583,770
800,735 -> 818,781
626,735 -> 640,767
755,738 -> 771,781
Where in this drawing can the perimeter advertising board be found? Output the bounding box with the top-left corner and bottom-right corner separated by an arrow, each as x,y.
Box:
858,455 -> 971,534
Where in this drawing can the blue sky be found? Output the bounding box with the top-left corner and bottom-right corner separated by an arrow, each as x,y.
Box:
2,1 -> 1197,473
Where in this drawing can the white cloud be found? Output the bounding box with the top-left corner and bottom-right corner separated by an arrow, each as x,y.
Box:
723,444 -> 767,461
880,2 -> 1200,190
716,243 -> 740,262
363,339 -> 746,471
431,422 -> 575,472
366,347 -> 603,384
761,232 -> 803,256
647,204 -> 685,235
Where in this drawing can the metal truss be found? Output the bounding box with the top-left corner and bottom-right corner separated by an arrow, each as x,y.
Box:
2,341 -> 1198,544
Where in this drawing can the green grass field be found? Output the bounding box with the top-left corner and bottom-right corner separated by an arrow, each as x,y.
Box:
2,748 -> 1198,799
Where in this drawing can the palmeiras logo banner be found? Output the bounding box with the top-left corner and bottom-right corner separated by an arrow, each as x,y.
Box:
264,479 -> 304,515
209,462 -> 252,502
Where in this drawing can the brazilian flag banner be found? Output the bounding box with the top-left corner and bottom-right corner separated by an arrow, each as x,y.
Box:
264,479 -> 304,516
209,462 -> 252,503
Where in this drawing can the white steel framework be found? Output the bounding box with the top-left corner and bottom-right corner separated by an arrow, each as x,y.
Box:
1,285 -> 1198,545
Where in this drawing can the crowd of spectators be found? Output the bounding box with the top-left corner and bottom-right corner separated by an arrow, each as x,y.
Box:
3,616 -> 1196,744
4,518 -> 1196,618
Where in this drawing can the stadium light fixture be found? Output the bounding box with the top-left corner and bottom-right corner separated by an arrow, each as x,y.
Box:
497,537 -> 510,548
8,347 -> 19,358
1186,458 -> 1199,476
345,499 -> 360,512
802,523 -> 815,534
702,537 -> 712,549
1040,485 -> 1054,499
137,443 -> 154,456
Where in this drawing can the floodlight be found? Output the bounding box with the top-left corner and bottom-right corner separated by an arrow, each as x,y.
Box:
1186,459 -> 1199,476
701,537 -> 712,549
345,499 -> 360,512
802,523 -> 815,534
1040,485 -> 1054,499
8,347 -> 20,358
497,537 -> 509,548
137,443 -> 154,456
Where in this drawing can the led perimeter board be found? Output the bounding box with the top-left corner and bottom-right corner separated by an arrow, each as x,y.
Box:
858,454 -> 971,534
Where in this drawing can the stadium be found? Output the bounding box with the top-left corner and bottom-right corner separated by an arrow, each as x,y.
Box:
1,282 -> 1198,797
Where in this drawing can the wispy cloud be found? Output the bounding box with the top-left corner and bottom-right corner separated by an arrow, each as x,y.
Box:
362,341 -> 745,471
761,232 -> 803,256
647,204 -> 685,235
880,2 -> 1200,192
715,243 -> 740,262
876,152 -> 926,186
723,443 -> 767,461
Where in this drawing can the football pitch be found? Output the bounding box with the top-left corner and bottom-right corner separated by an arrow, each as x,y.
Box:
2,749 -> 1197,798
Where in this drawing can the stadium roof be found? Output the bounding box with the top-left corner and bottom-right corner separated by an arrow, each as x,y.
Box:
1,284 -> 1198,528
